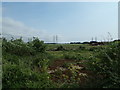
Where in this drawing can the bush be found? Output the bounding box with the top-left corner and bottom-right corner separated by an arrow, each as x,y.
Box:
2,38 -> 36,56
2,37 -> 57,88
2,37 -> 46,56
86,41 -> 120,88
32,37 -> 46,53
2,60 -> 56,88
56,45 -> 65,51
3,62 -> 29,88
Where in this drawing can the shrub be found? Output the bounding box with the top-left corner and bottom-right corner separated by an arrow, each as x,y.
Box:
2,38 -> 36,56
86,41 -> 120,88
2,37 -> 57,88
2,60 -> 56,88
2,37 -> 46,56
56,45 -> 65,51
32,37 -> 46,53
3,62 -> 28,88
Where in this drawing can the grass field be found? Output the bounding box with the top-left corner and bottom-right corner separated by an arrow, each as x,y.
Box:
2,38 -> 120,88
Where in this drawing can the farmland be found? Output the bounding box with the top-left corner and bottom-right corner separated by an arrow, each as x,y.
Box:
1,37 -> 120,88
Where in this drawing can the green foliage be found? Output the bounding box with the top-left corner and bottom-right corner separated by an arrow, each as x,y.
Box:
32,37 -> 46,52
56,45 -> 65,51
63,52 -> 84,60
2,59 -> 56,88
2,37 -> 46,56
2,37 -> 120,88
2,37 -> 57,88
88,46 -> 103,52
86,41 -> 120,88
60,83 -> 80,88
2,38 -> 35,56
3,62 -> 29,88
79,46 -> 86,50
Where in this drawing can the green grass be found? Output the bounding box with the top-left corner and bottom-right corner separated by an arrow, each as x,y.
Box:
46,43 -> 100,61
46,44 -> 88,50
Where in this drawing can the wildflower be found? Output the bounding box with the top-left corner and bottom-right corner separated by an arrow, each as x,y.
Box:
79,73 -> 87,77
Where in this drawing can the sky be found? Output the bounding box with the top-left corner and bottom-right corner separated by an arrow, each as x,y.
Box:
2,2 -> 118,43
0,2 -> 2,38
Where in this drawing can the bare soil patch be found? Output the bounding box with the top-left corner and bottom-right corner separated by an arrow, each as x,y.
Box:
49,59 -> 75,70
48,59 -> 95,85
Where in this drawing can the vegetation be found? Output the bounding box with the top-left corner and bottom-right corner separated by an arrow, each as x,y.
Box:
2,37 -> 120,88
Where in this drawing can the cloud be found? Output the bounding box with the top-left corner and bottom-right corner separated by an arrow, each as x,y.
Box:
2,17 -> 54,42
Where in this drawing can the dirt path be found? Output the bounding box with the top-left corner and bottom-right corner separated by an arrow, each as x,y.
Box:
49,59 -> 75,70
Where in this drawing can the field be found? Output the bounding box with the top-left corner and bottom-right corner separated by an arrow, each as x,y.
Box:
2,37 -> 120,88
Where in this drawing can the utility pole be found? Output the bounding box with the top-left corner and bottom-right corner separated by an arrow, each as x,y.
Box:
56,35 -> 58,44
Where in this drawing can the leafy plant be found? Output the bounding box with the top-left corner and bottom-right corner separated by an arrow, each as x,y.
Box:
86,41 -> 120,88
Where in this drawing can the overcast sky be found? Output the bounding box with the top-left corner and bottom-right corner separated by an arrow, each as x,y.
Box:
2,2 -> 118,43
